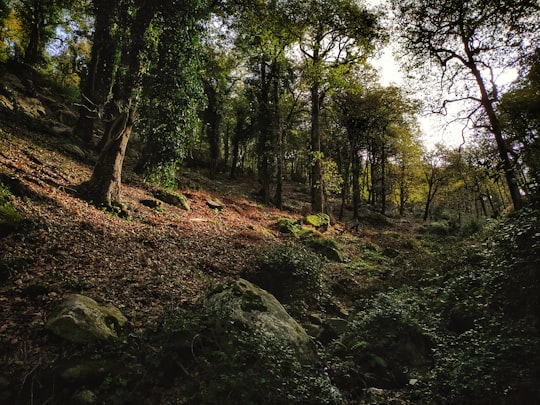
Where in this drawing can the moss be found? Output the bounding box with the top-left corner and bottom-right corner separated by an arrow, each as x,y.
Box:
305,213 -> 330,230
305,235 -> 344,262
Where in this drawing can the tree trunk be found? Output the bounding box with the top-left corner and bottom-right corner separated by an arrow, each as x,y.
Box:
339,151 -> 351,220
22,1 -> 46,66
85,112 -> 133,207
230,106 -> 245,179
399,160 -> 406,216
311,82 -> 324,212
351,147 -> 361,219
74,0 -> 120,145
423,177 -> 438,221
380,143 -> 387,215
81,0 -> 157,207
205,85 -> 221,178
273,62 -> 283,209
467,56 -> 523,210
257,58 -> 272,204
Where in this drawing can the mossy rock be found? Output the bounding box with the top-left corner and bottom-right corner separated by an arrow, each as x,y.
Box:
152,189 -> 190,211
277,217 -> 315,237
46,294 -> 128,344
72,389 -> 97,405
204,279 -> 317,364
57,358 -> 120,385
305,235 -> 344,262
305,213 -> 330,231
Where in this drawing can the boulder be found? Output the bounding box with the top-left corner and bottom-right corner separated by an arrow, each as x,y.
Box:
14,94 -> 46,118
203,279 -> 317,364
305,212 -> 330,231
152,189 -> 190,211
206,198 -> 224,210
46,294 -> 127,344
0,94 -> 14,110
61,143 -> 87,158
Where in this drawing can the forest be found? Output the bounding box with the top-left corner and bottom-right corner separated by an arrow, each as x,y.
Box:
0,0 -> 539,404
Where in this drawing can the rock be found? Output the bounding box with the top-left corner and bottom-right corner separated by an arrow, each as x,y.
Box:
206,198 -> 224,210
57,357 -> 119,384
14,94 -> 46,118
72,389 -> 97,405
153,189 -> 190,211
49,125 -> 72,137
276,217 -> 314,237
141,199 -> 162,209
0,94 -> 14,110
306,235 -> 344,262
46,294 -> 127,344
61,143 -> 86,158
305,212 -> 330,231
204,279 -> 317,364
56,107 -> 79,126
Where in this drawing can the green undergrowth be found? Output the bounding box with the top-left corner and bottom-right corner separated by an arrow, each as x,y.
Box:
325,209 -> 540,404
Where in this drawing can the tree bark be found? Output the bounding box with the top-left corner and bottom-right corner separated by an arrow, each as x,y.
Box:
311,81 -> 324,212
273,61 -> 283,209
82,0 -> 157,207
74,0 -> 120,145
469,64 -> 523,210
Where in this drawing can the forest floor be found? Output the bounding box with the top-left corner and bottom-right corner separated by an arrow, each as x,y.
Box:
0,87 -> 434,403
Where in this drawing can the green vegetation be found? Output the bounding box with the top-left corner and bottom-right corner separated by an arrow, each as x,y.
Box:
0,0 -> 540,403
0,181 -> 22,234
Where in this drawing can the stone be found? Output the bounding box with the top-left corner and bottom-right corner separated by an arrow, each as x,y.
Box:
305,212 -> 330,231
72,389 -> 97,405
62,143 -> 86,158
46,294 -> 127,344
306,236 -> 344,262
153,189 -> 190,211
141,199 -> 162,209
203,279 -> 317,364
0,94 -> 14,110
49,125 -> 72,137
206,198 -> 224,210
14,94 -> 46,118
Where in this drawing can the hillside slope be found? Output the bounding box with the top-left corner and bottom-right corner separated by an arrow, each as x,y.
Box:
0,65 -> 435,404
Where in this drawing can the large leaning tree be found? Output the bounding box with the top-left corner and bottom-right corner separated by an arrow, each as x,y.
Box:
78,0 -> 208,208
390,0 -> 540,210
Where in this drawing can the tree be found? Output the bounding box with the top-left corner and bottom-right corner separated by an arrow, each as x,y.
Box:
499,50 -> 540,203
73,0 -> 121,144
227,0 -> 299,204
135,0 -> 208,184
14,0 -> 70,66
391,0 -> 540,211
201,47 -> 234,178
80,0 -> 159,208
334,81 -> 420,217
422,145 -> 449,221
294,0 -> 383,212
78,0 -> 210,206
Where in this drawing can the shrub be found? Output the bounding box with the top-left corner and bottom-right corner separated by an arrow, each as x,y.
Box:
195,330 -> 341,404
329,289 -> 437,396
246,242 -> 324,310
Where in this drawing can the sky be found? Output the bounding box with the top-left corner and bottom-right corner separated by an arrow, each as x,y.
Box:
365,0 -> 482,150
371,48 -> 468,150
366,0 -> 521,151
